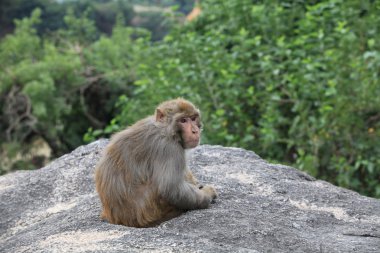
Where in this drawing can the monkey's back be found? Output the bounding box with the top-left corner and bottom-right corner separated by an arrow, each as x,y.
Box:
95,117 -> 181,227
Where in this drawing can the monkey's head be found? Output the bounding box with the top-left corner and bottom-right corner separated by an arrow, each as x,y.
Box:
155,98 -> 202,149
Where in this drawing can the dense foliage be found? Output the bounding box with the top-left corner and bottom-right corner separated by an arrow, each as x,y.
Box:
0,0 -> 188,40
0,0 -> 133,37
0,0 -> 379,198
0,8 -> 146,170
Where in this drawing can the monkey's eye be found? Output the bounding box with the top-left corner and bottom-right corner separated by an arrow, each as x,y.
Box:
179,118 -> 187,123
190,116 -> 197,122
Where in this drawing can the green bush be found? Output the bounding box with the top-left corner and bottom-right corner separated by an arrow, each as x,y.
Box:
0,9 -> 146,173
105,0 -> 380,197
1,0 -> 379,198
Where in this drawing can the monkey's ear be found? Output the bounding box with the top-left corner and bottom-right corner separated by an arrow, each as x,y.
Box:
156,109 -> 165,122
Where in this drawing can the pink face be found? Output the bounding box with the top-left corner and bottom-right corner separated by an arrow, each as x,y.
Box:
178,115 -> 201,149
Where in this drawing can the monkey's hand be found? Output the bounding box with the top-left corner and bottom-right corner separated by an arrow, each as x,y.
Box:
201,185 -> 218,200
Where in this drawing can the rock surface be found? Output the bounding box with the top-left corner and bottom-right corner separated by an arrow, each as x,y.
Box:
1,140 -> 379,253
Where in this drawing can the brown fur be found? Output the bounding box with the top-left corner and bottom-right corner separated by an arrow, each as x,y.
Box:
95,98 -> 217,227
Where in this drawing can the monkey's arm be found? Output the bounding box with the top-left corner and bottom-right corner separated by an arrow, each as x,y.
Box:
154,158 -> 213,210
163,180 -> 211,210
184,169 -> 197,185
185,169 -> 205,189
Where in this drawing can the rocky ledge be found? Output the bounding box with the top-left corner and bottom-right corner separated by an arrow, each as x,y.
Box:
1,140 -> 379,252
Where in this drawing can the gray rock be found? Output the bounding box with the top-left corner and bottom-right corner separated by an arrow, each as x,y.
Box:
1,140 -> 379,253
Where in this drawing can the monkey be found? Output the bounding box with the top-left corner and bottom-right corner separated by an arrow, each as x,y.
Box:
95,98 -> 217,227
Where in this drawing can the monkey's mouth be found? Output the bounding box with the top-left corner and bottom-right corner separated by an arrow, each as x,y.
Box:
184,139 -> 200,149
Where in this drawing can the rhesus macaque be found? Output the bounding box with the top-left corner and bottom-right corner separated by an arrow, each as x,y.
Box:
95,98 -> 217,227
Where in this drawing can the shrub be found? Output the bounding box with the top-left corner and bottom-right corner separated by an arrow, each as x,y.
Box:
107,0 -> 380,197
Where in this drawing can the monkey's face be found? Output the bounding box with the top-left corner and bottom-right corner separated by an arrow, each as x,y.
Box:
178,115 -> 201,149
